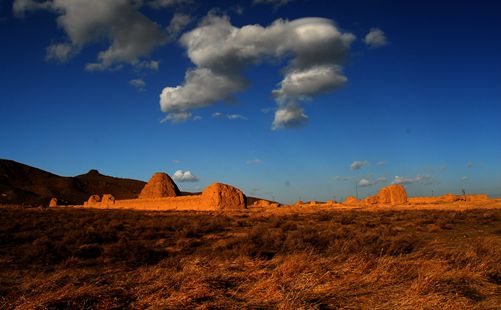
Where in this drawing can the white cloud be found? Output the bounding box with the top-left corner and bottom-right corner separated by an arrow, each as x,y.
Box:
351,160 -> 369,170
147,0 -> 193,8
253,0 -> 295,8
358,177 -> 387,187
246,159 -> 262,165
166,13 -> 192,39
461,176 -> 469,181
14,0 -> 167,69
45,42 -> 76,62
129,78 -> 146,91
392,175 -> 431,185
135,60 -> 160,71
334,176 -> 351,182
376,161 -> 386,166
160,67 -> 246,114
212,112 -> 247,120
272,103 -> 308,129
160,14 -> 355,127
173,170 -> 199,182
364,28 -> 387,48
160,111 -> 193,123
13,0 -> 52,17
273,65 -> 346,98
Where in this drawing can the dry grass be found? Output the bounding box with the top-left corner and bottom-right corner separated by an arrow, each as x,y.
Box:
0,206 -> 500,309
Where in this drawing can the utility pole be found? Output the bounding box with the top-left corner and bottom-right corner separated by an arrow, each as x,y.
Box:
355,181 -> 359,199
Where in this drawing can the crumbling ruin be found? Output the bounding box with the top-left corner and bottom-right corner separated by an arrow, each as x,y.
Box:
83,172 -> 246,211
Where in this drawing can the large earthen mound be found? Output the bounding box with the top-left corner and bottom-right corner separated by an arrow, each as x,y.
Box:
139,172 -> 180,199
378,184 -> 407,205
202,183 -> 246,210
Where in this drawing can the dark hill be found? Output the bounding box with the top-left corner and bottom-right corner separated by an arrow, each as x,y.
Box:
0,159 -> 272,206
0,159 -> 145,205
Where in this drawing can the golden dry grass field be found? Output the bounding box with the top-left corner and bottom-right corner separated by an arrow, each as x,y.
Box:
1,204 -> 500,309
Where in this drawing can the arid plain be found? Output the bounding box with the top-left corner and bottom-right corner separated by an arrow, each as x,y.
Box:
1,160 -> 500,309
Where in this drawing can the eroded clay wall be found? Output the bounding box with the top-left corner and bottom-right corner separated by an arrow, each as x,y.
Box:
408,194 -> 489,204
86,195 -> 218,211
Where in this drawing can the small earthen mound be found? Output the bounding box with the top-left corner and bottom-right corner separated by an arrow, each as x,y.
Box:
84,195 -> 101,207
101,194 -> 115,205
441,193 -> 458,202
466,194 -> 489,201
202,183 -> 246,210
139,172 -> 180,199
49,198 -> 58,207
88,195 -> 101,204
344,196 -> 359,204
378,184 -> 407,205
363,195 -> 379,205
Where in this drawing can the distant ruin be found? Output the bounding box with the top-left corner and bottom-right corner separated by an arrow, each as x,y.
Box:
83,172 -> 247,211
68,171 -> 492,212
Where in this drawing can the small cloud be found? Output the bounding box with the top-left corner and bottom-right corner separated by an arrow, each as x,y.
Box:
334,176 -> 351,182
376,161 -> 386,166
364,28 -> 388,48
172,159 -> 182,164
358,177 -> 387,187
261,107 -> 273,114
173,170 -> 199,182
135,60 -> 160,71
253,0 -> 295,8
272,103 -> 308,130
461,176 -> 469,181
148,0 -> 194,9
440,165 -> 448,171
129,78 -> 146,91
351,160 -> 369,170
212,112 -> 247,120
227,114 -> 247,120
392,175 -> 431,185
193,115 -> 202,121
166,13 -> 192,39
160,111 -> 193,123
466,162 -> 473,168
246,159 -> 262,165
45,43 -> 77,62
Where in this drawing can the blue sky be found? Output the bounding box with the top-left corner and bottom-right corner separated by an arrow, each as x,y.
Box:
1,0 -> 500,203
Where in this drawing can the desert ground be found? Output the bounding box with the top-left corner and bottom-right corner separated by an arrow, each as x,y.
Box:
1,201 -> 500,309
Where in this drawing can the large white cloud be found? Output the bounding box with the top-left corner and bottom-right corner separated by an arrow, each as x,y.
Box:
160,14 -> 355,128
14,0 -> 168,69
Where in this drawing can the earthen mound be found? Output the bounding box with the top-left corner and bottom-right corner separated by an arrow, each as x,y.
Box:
101,194 -> 115,206
49,198 -> 58,207
139,172 -> 180,199
378,184 -> 407,205
363,195 -> 379,205
441,193 -> 458,202
344,196 -> 359,204
202,183 -> 246,210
